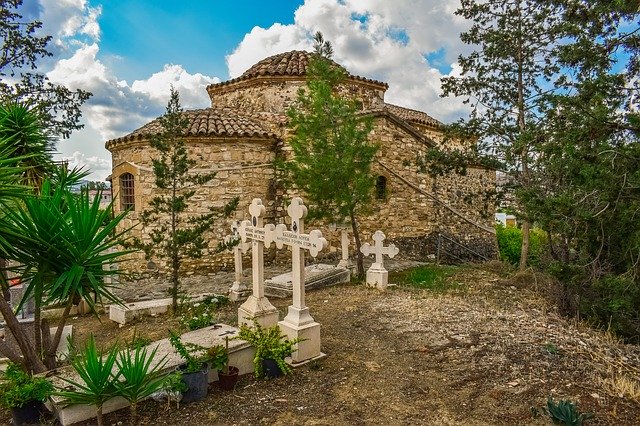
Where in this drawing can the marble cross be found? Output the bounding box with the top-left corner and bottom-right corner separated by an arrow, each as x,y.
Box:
237,198 -> 278,327
360,230 -> 398,270
276,197 -> 327,363
227,220 -> 251,301
274,197 -> 327,322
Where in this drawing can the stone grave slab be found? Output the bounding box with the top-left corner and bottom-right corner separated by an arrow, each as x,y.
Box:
109,298 -> 172,325
50,324 -> 255,425
265,263 -> 350,298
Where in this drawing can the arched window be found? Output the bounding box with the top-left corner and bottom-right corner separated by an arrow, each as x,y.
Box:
120,173 -> 135,210
376,175 -> 387,200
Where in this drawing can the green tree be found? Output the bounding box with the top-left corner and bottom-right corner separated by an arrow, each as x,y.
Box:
440,0 -> 564,270
137,87 -> 237,312
0,0 -> 90,138
281,33 -> 378,278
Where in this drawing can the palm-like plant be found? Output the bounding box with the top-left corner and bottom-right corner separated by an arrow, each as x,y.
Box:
115,345 -> 168,424
56,335 -> 120,426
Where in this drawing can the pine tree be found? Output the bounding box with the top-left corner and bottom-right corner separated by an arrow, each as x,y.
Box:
282,33 -> 378,278
137,87 -> 237,312
441,0 -> 564,270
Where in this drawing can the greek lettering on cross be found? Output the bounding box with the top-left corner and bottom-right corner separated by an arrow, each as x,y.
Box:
360,230 -> 399,270
276,197 -> 327,326
237,198 -> 278,327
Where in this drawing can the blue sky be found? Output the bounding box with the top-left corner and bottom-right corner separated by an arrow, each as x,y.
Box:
30,0 -> 470,180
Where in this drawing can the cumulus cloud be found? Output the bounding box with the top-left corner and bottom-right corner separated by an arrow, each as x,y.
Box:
38,0 -> 102,49
62,151 -> 112,180
47,43 -> 218,142
226,0 -> 471,122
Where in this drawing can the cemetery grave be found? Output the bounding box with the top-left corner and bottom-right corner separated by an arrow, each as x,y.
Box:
5,265 -> 639,425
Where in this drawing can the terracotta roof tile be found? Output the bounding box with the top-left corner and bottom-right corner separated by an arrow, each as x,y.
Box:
384,103 -> 442,128
207,50 -> 388,91
105,108 -> 278,149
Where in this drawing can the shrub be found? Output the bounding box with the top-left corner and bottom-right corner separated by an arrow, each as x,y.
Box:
179,295 -> 228,331
546,397 -> 593,425
0,362 -> 53,409
495,223 -> 546,267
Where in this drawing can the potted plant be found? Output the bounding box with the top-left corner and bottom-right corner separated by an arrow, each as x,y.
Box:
237,319 -> 302,379
208,336 -> 239,390
168,331 -> 209,403
0,362 -> 53,425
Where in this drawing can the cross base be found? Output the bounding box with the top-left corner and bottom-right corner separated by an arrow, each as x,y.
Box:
278,319 -> 322,363
282,305 -> 315,327
229,280 -> 250,302
238,296 -> 279,328
366,267 -> 389,290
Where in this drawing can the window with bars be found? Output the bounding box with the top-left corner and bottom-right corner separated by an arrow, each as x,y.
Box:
376,175 -> 387,200
120,173 -> 135,210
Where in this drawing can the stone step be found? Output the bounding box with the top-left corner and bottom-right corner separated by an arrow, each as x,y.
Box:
48,324 -> 254,425
265,263 -> 350,298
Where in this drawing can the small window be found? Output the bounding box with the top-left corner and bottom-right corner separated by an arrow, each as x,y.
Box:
376,175 -> 387,200
120,173 -> 135,210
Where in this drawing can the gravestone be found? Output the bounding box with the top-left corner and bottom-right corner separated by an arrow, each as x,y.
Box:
237,199 -> 279,328
360,230 -> 399,290
226,220 -> 251,302
274,198 -> 327,363
264,263 -> 350,298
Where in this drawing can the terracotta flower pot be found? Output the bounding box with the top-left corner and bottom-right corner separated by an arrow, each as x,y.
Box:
218,366 -> 239,390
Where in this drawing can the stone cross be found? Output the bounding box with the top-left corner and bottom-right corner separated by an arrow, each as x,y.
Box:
237,198 -> 279,328
275,197 -> 328,363
227,220 -> 251,302
360,230 -> 399,290
338,229 -> 352,269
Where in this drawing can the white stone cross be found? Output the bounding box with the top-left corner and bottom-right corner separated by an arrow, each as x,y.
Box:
227,220 -> 251,302
360,230 -> 399,289
237,198 -> 278,328
361,230 -> 398,269
276,197 -> 328,363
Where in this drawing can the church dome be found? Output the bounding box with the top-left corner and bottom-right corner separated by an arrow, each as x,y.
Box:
207,50 -> 388,91
239,50 -> 343,78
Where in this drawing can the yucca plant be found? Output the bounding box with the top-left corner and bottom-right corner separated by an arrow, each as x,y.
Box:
115,345 -> 169,425
56,335 -> 120,426
546,397 -> 594,426
0,167 -> 134,370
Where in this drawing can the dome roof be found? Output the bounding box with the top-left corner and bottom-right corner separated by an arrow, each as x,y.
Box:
207,50 -> 388,91
239,50 -> 343,78
105,107 -> 278,149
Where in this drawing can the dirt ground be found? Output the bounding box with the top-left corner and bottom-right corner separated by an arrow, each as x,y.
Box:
5,263 -> 640,425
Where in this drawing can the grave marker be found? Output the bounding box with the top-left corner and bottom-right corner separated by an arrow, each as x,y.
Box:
237,199 -> 279,328
275,197 -> 327,363
360,230 -> 399,289
227,220 -> 251,302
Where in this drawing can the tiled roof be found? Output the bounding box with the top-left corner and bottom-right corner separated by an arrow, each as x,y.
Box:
105,108 -> 278,149
207,50 -> 388,90
384,103 -> 442,128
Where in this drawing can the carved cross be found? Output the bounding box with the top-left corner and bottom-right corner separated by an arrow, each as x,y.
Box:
227,220 -> 251,298
276,197 -> 327,325
238,199 -> 276,298
360,230 -> 399,269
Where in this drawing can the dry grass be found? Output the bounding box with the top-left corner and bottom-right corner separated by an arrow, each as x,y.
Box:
599,370 -> 640,402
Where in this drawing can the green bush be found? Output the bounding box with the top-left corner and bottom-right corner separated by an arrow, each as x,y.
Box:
0,362 -> 53,408
179,295 -> 229,331
495,223 -> 546,267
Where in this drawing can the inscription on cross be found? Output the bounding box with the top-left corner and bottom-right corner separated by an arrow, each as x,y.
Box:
360,230 -> 399,290
237,198 -> 278,328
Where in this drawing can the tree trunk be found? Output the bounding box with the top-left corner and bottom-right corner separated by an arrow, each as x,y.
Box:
349,210 -> 364,279
33,278 -> 43,360
519,219 -> 531,271
171,255 -> 179,314
0,258 -> 10,301
0,296 -> 46,373
45,297 -> 75,369
97,405 -> 104,426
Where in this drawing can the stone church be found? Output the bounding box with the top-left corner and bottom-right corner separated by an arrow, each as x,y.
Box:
106,50 -> 496,271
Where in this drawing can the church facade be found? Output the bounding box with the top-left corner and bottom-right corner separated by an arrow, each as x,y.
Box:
106,51 -> 496,272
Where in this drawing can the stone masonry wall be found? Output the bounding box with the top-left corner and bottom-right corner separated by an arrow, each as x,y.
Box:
110,137 -> 278,273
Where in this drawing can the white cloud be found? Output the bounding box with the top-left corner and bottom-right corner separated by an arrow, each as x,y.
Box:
226,0 -> 471,122
38,0 -> 102,47
62,151 -> 112,180
131,64 -> 220,109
